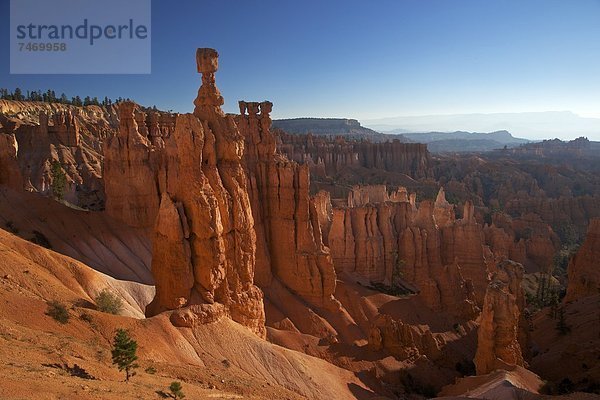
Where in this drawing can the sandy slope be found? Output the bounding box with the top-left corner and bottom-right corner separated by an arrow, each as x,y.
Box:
437,366 -> 600,400
0,228 -> 381,399
529,295 -> 600,390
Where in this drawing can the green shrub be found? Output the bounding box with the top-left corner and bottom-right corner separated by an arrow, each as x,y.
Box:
80,312 -> 93,323
144,366 -> 156,374
95,289 -> 123,315
169,381 -> 185,399
46,301 -> 69,324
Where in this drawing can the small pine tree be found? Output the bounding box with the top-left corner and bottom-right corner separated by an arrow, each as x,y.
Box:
169,381 -> 185,399
14,88 -> 24,101
111,329 -> 139,382
556,307 -> 571,335
50,161 -> 67,200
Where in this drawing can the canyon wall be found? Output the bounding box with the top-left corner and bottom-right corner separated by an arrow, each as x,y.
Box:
236,101 -> 337,310
278,132 -> 432,180
483,212 -> 560,273
322,185 -> 484,318
103,104 -> 165,229
505,195 -> 600,237
0,104 -> 116,209
0,132 -> 23,190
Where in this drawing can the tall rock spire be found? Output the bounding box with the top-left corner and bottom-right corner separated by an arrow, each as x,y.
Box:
193,48 -> 225,119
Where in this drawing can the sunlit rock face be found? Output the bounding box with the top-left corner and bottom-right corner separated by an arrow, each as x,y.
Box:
103,49 -> 266,337
236,100 -> 338,311
321,186 -> 484,319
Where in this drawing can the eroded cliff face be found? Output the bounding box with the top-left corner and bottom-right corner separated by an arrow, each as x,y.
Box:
565,218 -> 600,302
0,103 -> 116,209
236,101 -> 337,310
277,132 -> 433,182
102,50 -> 342,338
323,186 -> 483,319
474,260 -> 525,375
368,314 -> 444,362
103,49 -> 265,337
0,132 -> 23,190
103,103 -> 162,229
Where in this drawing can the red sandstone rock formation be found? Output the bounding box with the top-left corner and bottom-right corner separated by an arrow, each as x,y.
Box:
0,104 -> 112,209
564,218 -> 600,302
483,212 -> 561,273
439,200 -> 491,303
40,111 -> 80,147
103,102 -> 161,229
474,260 -> 525,375
402,199 -> 482,316
0,132 -> 23,190
278,132 -> 432,180
506,195 -> 600,237
325,186 -> 482,318
103,50 -> 267,337
236,100 -> 337,310
145,49 -> 265,337
368,314 -> 444,361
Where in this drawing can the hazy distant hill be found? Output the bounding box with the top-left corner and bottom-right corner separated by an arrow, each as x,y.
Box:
272,118 -> 532,151
272,118 -> 403,141
363,111 -> 600,141
399,130 -> 530,152
402,130 -> 527,144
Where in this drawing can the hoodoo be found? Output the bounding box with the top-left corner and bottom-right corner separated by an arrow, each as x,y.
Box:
474,260 -> 525,375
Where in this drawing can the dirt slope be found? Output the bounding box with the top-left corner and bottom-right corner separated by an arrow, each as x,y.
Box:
0,228 -> 380,399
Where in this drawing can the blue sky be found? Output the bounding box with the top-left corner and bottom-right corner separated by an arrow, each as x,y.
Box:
2,0 -> 600,136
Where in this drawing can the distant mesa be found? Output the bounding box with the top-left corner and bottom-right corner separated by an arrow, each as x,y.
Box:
272,117 -> 533,152
400,130 -> 530,153
364,110 -> 600,141
272,117 -> 405,141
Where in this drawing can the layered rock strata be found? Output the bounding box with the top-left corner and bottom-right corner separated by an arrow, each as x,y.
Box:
103,103 -> 161,229
104,49 -> 266,337
0,132 -> 23,190
483,212 -> 561,273
324,186 -> 484,318
278,132 -> 432,180
236,100 -> 337,310
0,106 -> 113,208
368,314 -> 444,361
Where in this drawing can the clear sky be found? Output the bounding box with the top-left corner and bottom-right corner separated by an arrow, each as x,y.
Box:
2,0 -> 600,129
